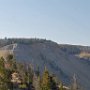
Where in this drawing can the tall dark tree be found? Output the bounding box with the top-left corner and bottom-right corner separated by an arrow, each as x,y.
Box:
0,57 -> 12,90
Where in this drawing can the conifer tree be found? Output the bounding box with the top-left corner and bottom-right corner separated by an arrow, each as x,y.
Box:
50,76 -> 58,90
0,57 -> 11,90
41,67 -> 51,90
33,73 -> 41,90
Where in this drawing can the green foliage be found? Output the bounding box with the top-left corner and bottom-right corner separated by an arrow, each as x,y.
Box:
59,83 -> 63,90
0,55 -> 82,90
41,67 -> 51,90
0,57 -> 12,90
0,57 -> 4,67
19,84 -> 27,89
50,76 -> 58,90
6,54 -> 13,61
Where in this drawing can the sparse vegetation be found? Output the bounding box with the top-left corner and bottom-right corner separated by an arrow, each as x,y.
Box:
0,54 -> 83,90
0,39 -> 88,90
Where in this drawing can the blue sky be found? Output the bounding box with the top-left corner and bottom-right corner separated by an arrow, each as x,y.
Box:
0,0 -> 90,45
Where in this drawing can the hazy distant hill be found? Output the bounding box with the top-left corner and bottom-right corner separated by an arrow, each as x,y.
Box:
0,38 -> 90,90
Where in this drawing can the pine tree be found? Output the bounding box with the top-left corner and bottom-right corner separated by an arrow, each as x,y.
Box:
50,76 -> 58,90
33,73 -> 41,90
41,67 -> 51,90
0,57 -> 11,90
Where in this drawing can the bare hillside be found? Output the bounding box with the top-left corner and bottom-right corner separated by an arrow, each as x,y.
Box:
0,39 -> 90,90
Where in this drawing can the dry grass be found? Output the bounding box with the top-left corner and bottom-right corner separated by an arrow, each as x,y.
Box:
0,50 -> 13,59
78,52 -> 90,59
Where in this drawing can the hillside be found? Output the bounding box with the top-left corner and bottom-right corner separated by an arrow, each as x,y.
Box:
0,38 -> 90,90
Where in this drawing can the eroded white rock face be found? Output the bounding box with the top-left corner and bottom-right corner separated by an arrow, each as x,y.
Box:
0,42 -> 90,90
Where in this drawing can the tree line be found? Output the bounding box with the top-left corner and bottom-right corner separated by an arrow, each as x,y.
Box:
0,54 -> 83,90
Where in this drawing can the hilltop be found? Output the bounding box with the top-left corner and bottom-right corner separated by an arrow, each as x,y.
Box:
0,38 -> 90,90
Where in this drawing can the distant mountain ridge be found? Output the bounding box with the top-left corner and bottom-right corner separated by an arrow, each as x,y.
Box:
0,38 -> 90,90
